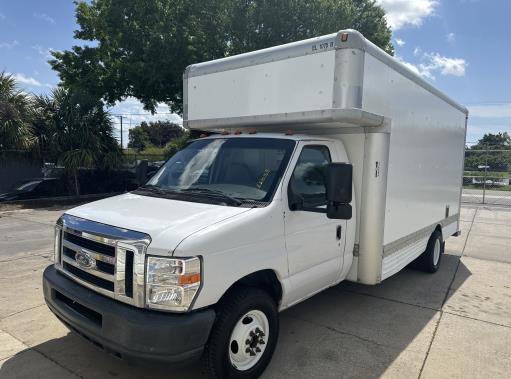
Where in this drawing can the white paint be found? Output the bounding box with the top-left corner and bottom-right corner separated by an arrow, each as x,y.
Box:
61,31 -> 467,316
362,52 -> 466,248
381,236 -> 429,280
66,193 -> 252,255
187,51 -> 336,120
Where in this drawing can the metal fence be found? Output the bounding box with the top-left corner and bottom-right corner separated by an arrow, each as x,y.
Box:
122,153 -> 167,166
0,150 -> 168,194
462,147 -> 511,206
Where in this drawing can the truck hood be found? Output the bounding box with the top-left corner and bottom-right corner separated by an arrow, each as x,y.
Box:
66,193 -> 252,253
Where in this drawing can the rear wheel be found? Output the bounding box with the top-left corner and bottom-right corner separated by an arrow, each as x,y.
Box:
204,287 -> 279,379
415,229 -> 444,273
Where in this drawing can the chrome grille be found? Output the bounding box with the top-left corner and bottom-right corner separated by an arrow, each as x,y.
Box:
55,214 -> 151,308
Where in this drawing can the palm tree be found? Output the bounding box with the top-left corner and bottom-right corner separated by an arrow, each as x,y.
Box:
31,94 -> 58,163
49,88 -> 121,195
0,72 -> 33,150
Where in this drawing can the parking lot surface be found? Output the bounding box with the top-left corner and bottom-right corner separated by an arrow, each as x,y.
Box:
1,204 -> 511,378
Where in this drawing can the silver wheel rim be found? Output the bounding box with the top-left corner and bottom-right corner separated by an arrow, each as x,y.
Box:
433,239 -> 441,266
228,310 -> 269,371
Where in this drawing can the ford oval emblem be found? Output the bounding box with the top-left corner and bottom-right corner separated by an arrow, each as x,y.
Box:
75,250 -> 96,269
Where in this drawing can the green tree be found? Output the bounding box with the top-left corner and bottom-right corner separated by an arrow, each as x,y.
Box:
35,88 -> 122,195
51,0 -> 230,114
140,121 -> 184,147
31,94 -> 58,161
128,120 -> 184,150
128,126 -> 150,152
465,133 -> 511,172
165,132 -> 190,156
0,72 -> 33,150
471,132 -> 511,150
228,0 -> 392,55
50,0 -> 392,114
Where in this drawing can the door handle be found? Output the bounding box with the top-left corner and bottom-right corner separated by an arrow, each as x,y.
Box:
336,225 -> 342,240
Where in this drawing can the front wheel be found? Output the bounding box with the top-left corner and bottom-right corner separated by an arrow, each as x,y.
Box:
203,287 -> 279,379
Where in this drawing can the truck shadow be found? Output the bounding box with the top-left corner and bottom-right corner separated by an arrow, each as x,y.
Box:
0,254 -> 469,379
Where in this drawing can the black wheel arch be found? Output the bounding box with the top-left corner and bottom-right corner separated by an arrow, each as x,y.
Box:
218,269 -> 283,309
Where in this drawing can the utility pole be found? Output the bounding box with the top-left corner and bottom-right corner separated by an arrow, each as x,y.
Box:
120,115 -> 124,149
117,115 -> 124,149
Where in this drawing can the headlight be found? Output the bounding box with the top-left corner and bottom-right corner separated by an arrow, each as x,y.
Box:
146,256 -> 201,312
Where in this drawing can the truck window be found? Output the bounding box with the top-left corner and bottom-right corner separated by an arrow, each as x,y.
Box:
144,137 -> 295,205
288,145 -> 331,209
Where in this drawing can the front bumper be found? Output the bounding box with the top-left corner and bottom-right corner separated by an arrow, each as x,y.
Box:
43,265 -> 215,364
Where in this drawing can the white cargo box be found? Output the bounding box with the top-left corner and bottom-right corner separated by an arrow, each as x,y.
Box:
183,30 -> 468,284
183,29 -> 466,130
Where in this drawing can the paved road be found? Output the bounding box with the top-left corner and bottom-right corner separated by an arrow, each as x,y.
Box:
463,188 -> 511,205
1,205 -> 511,378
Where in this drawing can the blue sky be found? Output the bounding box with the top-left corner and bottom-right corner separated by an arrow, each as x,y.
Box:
1,0 -> 510,145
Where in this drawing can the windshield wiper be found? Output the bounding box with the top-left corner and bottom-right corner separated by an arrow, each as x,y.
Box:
136,185 -> 179,196
180,187 -> 242,206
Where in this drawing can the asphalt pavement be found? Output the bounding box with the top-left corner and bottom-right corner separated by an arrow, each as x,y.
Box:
1,204 -> 511,378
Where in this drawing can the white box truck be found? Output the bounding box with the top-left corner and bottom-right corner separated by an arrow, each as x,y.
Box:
43,30 -> 467,378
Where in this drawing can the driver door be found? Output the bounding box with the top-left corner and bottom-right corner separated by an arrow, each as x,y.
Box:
283,141 -> 346,303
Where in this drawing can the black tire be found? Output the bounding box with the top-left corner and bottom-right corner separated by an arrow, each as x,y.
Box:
203,286 -> 279,379
415,229 -> 444,273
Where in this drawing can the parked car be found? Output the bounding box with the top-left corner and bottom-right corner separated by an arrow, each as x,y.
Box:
0,178 -> 69,202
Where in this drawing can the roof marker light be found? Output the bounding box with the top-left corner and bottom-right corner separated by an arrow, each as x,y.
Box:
248,128 -> 257,134
234,129 -> 242,135
285,130 -> 294,136
340,33 -> 349,42
221,130 -> 230,135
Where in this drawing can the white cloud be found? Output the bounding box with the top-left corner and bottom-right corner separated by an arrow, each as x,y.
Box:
32,44 -> 54,59
110,97 -> 183,147
447,32 -> 456,43
0,40 -> 19,49
397,51 -> 467,80
395,38 -> 405,46
396,56 -> 435,79
427,53 -> 466,76
33,13 -> 55,24
10,73 -> 42,87
468,103 -> 511,118
413,47 -> 421,56
376,0 -> 438,30
465,103 -> 511,142
111,97 -> 182,125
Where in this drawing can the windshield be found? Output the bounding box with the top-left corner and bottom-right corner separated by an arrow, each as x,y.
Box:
141,137 -> 295,205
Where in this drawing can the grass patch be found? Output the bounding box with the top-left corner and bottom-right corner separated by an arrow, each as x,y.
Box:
463,184 -> 511,192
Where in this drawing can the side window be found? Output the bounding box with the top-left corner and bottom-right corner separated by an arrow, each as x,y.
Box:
288,145 -> 331,209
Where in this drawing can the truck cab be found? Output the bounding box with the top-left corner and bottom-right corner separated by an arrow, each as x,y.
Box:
44,132 -> 355,376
